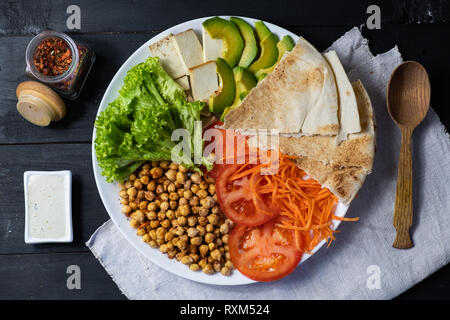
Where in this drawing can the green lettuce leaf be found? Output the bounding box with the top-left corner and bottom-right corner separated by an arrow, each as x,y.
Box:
95,56 -> 209,182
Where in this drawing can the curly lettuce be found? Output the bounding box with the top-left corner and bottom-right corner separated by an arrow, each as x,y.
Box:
95,56 -> 211,182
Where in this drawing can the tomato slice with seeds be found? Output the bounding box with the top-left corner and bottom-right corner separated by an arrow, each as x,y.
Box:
203,121 -> 249,180
216,164 -> 279,227
229,218 -> 303,281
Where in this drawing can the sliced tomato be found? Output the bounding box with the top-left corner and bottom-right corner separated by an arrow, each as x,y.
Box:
229,218 -> 303,281
215,164 -> 279,227
203,121 -> 249,179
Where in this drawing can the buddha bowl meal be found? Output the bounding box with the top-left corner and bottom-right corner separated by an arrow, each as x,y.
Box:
94,17 -> 375,282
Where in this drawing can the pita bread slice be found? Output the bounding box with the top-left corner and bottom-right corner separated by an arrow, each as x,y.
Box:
224,37 -> 339,135
292,156 -> 366,205
323,51 -> 361,144
279,80 -> 375,173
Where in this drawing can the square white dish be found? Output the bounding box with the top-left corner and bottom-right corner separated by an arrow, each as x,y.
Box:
24,170 -> 73,244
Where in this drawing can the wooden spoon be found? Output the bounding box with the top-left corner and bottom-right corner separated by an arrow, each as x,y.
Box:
387,61 -> 430,249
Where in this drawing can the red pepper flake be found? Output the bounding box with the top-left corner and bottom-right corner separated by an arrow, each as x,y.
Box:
33,37 -> 72,76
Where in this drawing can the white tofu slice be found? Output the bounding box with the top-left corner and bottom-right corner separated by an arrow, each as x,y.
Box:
175,75 -> 191,91
202,27 -> 223,62
189,61 -> 219,102
148,34 -> 185,79
173,29 -> 204,74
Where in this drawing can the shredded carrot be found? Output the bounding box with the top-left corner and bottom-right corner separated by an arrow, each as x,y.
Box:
224,147 -> 358,254
138,221 -> 149,229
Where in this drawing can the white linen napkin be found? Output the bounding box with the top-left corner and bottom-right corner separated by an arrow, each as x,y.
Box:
87,27 -> 450,300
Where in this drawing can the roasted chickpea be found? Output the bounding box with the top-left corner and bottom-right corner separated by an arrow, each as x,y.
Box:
139,200 -> 148,210
165,169 -> 177,181
167,183 -> 176,193
122,205 -> 132,215
207,213 -> 219,225
190,264 -> 200,271
136,190 -> 145,200
134,179 -> 143,190
191,172 -> 201,184
176,171 -> 186,184
202,264 -> 214,274
160,201 -> 169,212
197,189 -> 208,199
191,184 -> 200,194
131,210 -> 145,223
147,180 -> 156,191
155,184 -> 164,194
140,175 -> 150,185
129,219 -> 140,228
150,167 -> 163,179
127,187 -> 137,198
179,205 -> 190,216
119,190 -> 128,198
160,161 -> 170,169
147,202 -> 158,212
187,216 -> 197,227
204,233 -> 215,244
146,211 -> 157,220
145,191 -> 155,201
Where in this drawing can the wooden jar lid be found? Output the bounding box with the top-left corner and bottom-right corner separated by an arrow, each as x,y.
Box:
16,81 -> 66,126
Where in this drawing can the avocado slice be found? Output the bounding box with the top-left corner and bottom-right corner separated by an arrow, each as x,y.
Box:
255,35 -> 296,80
209,58 -> 236,113
234,66 -> 257,92
203,17 -> 244,67
248,32 -> 279,74
254,20 -> 272,41
220,67 -> 256,121
230,17 -> 258,68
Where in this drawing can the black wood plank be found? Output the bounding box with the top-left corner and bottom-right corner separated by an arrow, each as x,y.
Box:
0,0 -> 406,35
0,143 -> 112,254
0,252 -> 124,299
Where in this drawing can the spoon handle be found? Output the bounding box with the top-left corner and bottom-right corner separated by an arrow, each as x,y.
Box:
393,126 -> 414,249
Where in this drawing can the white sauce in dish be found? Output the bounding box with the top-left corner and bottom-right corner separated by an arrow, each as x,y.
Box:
27,175 -> 68,239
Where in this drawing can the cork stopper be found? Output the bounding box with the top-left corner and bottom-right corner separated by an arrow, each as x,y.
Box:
16,81 -> 66,126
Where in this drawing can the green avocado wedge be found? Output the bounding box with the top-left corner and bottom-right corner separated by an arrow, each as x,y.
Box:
203,17 -> 244,67
230,17 -> 258,68
221,67 -> 256,121
248,32 -> 279,75
255,35 -> 296,80
209,58 -> 236,113
254,20 -> 272,41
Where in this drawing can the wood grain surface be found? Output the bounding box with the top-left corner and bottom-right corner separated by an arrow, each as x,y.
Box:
0,0 -> 449,300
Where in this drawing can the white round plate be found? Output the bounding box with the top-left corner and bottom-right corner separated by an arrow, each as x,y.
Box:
92,16 -> 349,285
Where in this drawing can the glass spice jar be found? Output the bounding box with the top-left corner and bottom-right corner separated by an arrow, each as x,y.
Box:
25,30 -> 95,100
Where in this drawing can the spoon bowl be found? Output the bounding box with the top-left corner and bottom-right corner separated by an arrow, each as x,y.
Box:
387,61 -> 431,127
387,61 -> 430,249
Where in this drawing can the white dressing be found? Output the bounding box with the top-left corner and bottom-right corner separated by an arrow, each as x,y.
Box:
24,171 -> 72,243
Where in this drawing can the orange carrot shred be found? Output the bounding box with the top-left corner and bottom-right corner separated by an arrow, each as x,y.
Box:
225,146 -> 358,255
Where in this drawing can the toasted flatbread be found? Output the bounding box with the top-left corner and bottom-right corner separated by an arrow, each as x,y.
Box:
224,37 -> 339,135
246,80 -> 374,205
292,156 -> 366,205
323,51 -> 361,144
278,80 -> 375,173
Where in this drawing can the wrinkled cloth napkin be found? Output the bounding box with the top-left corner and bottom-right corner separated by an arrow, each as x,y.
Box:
87,27 -> 450,300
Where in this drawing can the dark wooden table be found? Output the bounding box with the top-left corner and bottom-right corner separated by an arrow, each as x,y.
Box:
1,0 -> 449,300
